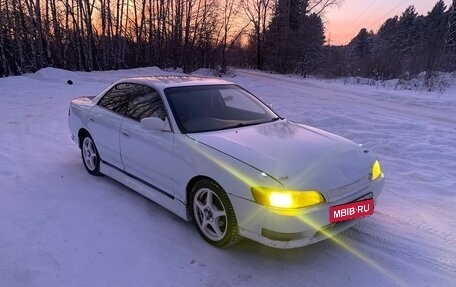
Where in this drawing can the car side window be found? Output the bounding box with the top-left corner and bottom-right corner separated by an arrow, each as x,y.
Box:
125,85 -> 167,122
98,83 -> 133,115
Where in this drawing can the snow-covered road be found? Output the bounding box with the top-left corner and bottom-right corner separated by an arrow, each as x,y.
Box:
1,67 -> 455,286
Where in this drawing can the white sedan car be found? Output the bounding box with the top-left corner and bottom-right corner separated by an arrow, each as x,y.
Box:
68,76 -> 384,249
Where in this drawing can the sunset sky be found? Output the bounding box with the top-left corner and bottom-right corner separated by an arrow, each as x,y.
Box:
324,0 -> 454,45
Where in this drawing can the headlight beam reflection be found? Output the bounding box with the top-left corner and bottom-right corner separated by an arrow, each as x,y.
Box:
189,141 -> 403,285
296,214 -> 408,287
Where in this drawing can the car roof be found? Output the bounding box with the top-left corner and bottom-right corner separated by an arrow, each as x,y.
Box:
115,75 -> 234,90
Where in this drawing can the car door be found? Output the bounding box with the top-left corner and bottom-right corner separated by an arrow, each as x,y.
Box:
119,84 -> 174,198
87,83 -> 135,169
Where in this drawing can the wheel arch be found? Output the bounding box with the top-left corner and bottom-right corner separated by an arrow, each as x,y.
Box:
186,175 -> 230,221
78,128 -> 91,149
186,175 -> 220,205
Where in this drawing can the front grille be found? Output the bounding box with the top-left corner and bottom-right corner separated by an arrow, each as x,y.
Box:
327,176 -> 370,202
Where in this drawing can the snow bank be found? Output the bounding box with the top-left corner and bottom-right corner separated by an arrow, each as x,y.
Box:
338,71 -> 456,93
163,67 -> 184,74
191,68 -> 218,76
29,67 -> 81,84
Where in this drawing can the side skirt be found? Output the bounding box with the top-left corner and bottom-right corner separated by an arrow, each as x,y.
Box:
100,161 -> 189,221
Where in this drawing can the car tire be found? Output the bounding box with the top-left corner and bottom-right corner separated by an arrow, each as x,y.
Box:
81,134 -> 101,176
190,179 -> 240,248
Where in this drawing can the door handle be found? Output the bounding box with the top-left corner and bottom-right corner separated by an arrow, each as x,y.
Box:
121,130 -> 130,138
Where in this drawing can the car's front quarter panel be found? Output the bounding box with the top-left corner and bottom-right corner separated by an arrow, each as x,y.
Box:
171,134 -> 282,204
172,131 -> 385,248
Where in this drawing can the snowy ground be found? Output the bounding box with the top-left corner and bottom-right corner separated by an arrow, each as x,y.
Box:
1,67 -> 455,287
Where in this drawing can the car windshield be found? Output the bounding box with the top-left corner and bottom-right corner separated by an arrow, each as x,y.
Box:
165,85 -> 279,133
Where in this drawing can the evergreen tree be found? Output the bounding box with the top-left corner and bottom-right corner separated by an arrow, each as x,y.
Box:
444,2 -> 456,70
347,28 -> 374,77
264,0 -> 308,73
396,6 -> 424,77
423,0 -> 448,81
264,0 -> 326,75
298,13 -> 325,77
376,17 -> 401,78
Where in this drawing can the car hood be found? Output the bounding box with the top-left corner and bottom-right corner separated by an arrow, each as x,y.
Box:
187,120 -> 373,198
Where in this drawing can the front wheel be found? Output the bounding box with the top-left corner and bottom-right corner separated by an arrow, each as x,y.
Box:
81,134 -> 101,175
190,179 -> 240,248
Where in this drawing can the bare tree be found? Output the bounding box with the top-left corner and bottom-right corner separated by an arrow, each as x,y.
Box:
216,0 -> 249,74
307,0 -> 340,15
0,0 -> 352,78
0,1 -> 9,76
243,0 -> 271,69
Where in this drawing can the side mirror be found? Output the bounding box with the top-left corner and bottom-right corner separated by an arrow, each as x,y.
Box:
140,117 -> 171,131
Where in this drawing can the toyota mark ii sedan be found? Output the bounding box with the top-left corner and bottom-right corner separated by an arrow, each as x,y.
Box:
68,75 -> 384,249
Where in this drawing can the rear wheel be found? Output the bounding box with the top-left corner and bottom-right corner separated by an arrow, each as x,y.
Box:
81,134 -> 101,175
190,179 -> 240,248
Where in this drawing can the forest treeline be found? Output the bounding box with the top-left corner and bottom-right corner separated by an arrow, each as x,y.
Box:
319,1 -> 456,83
0,0 -> 455,81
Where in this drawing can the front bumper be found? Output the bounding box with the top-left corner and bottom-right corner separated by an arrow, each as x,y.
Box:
230,177 -> 384,249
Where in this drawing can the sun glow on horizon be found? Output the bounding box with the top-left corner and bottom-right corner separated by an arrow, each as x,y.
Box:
325,0 -> 454,45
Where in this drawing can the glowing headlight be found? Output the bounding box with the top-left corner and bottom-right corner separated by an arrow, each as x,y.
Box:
371,160 -> 383,181
251,187 -> 325,209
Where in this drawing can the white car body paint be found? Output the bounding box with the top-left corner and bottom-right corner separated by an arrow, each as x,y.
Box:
68,76 -> 384,248
187,119 -> 372,200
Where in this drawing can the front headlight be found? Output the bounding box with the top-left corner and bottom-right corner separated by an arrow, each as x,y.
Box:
371,160 -> 383,181
251,187 -> 325,209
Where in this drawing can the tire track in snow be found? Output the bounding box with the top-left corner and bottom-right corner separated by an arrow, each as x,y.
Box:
345,225 -> 456,276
